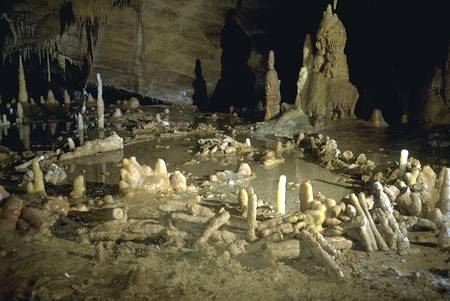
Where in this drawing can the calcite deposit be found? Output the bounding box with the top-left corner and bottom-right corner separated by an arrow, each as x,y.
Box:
264,50 -> 281,121
295,5 -> 359,120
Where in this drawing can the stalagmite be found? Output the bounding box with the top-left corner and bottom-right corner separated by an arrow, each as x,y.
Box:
237,162 -> 252,177
67,137 -> 75,150
264,50 -> 281,120
26,158 -> 46,195
276,175 -> 286,215
299,180 -> 313,212
64,90 -> 71,105
95,242 -> 106,263
18,54 -> 28,104
170,171 -> 187,192
17,102 -> 23,124
77,113 -> 84,131
370,109 -> 389,127
70,175 -> 86,198
238,188 -> 248,215
47,89 -> 56,105
438,168 -> 450,217
97,73 -> 104,129
399,149 -> 409,177
247,190 -> 258,241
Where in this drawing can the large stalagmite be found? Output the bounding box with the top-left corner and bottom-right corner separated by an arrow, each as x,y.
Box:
264,50 -> 281,121
295,5 -> 358,120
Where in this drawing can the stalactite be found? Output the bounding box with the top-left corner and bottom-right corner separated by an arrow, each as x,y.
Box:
18,54 -> 28,104
47,52 -> 51,83
133,2 -> 145,93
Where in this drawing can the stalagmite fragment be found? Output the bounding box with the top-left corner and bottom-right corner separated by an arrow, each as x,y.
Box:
299,180 -> 313,212
20,207 -> 46,232
238,188 -> 248,215
95,242 -> 106,263
276,175 -> 287,215
18,55 -> 28,104
0,197 -> 23,232
349,193 -> 377,252
437,168 -> 450,216
358,193 -> 389,251
59,132 -> 123,161
68,208 -> 125,224
247,191 -> 258,241
299,230 -> 345,279
70,175 -> 86,198
97,73 -> 104,129
262,239 -> 300,264
196,209 -> 230,245
264,50 -> 281,120
399,149 -> 409,177
237,162 -> 252,177
159,200 -> 215,218
27,158 -> 46,194
170,171 -> 187,192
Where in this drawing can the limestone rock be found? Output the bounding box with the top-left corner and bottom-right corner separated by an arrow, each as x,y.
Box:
295,5 -> 358,120
264,50 -> 281,120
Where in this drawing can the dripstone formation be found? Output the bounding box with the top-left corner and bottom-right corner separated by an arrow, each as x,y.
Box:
264,50 -> 281,121
295,5 -> 359,120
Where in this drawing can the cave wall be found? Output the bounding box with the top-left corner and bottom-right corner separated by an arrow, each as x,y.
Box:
89,0 -> 270,103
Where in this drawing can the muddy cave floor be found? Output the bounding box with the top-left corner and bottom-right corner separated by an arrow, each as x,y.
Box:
0,104 -> 450,300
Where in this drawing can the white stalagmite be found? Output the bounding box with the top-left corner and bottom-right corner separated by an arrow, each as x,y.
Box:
18,55 -> 28,104
67,137 -> 75,150
97,73 -> 104,129
276,175 -> 287,215
17,102 -> 24,124
245,138 -> 251,147
77,113 -> 84,131
399,149 -> 409,177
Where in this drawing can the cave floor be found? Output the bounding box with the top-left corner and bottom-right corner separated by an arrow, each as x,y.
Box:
0,104 -> 449,300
